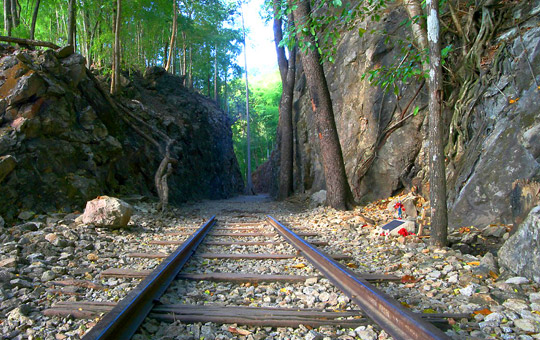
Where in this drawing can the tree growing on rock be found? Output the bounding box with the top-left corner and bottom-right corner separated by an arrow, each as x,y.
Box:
292,0 -> 354,210
273,0 -> 296,200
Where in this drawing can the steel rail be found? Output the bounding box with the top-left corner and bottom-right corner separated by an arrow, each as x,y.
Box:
266,215 -> 451,340
83,216 -> 217,340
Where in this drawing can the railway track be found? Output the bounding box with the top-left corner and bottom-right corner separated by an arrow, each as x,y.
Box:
44,214 -> 458,339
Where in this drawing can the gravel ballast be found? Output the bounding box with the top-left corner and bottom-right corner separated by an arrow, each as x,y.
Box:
0,194 -> 538,339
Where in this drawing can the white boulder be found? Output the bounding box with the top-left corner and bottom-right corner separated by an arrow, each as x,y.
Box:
81,196 -> 133,228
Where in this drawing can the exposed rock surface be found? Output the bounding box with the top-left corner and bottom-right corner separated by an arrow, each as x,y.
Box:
0,45 -> 243,219
259,1 -> 540,229
81,196 -> 133,228
498,205 -> 540,283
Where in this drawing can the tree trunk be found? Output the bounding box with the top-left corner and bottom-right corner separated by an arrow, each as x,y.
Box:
110,0 -> 122,95
241,5 -> 253,194
67,0 -> 76,47
10,0 -> 19,28
155,140 -> 177,212
426,0 -> 448,247
165,1 -> 177,72
273,0 -> 288,84
182,32 -> 187,75
29,0 -> 40,40
277,46 -> 296,200
213,45 -> 218,101
403,0 -> 429,74
403,0 -> 427,51
4,0 -> 12,36
293,1 -> 353,210
188,44 -> 193,89
273,0 -> 296,200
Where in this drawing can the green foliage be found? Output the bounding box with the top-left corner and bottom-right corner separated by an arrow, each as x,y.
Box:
1,0 -> 243,97
361,45 -> 427,94
229,71 -> 282,179
276,0 -> 453,95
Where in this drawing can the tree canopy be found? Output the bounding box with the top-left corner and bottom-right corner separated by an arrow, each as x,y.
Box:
1,0 -> 244,98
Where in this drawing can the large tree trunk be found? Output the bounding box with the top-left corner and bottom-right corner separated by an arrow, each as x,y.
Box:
277,46 -> 296,200
293,1 -> 354,210
4,0 -> 12,36
29,0 -> 40,40
165,1 -> 177,72
67,0 -> 76,47
110,0 -> 122,95
273,0 -> 296,200
426,0 -> 448,247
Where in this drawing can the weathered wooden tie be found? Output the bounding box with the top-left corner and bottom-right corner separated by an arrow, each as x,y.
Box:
165,231 -> 319,237
44,301 -> 467,328
127,252 -> 352,261
100,268 -> 399,282
149,240 -> 329,246
43,301 -> 367,327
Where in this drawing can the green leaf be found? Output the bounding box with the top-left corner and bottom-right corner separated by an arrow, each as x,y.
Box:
441,44 -> 453,58
413,106 -> 420,116
358,27 -> 366,37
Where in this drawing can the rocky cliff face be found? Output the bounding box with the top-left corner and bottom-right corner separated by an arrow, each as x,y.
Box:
0,45 -> 243,219
281,2 -> 539,228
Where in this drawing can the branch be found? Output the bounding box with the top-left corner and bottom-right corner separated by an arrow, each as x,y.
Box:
0,35 -> 60,49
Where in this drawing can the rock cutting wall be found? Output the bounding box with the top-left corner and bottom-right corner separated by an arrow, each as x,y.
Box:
0,45 -> 243,219
284,2 -> 540,228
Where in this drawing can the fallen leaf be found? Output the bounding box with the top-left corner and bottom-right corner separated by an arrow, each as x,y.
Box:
292,263 -> 306,269
228,327 -> 251,336
488,271 -> 499,279
423,308 -> 437,314
401,302 -> 411,308
401,275 -> 419,283
473,308 -> 492,316
466,261 -> 480,266
459,227 -> 471,233
346,262 -> 358,268
509,97 -> 519,104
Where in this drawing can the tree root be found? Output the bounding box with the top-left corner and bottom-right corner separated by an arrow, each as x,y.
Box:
84,68 -> 177,209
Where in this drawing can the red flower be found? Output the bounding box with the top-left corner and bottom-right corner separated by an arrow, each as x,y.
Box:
398,228 -> 409,236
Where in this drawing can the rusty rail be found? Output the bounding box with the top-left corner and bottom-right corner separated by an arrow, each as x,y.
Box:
82,216 -> 217,340
266,215 -> 451,340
